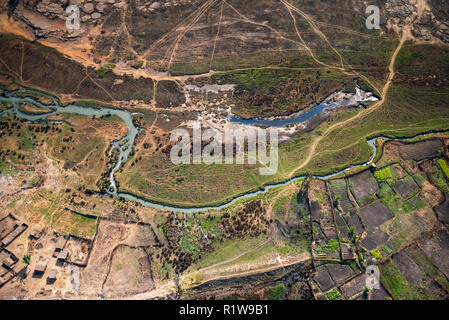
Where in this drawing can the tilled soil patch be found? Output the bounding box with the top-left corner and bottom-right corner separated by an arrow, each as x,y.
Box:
335,214 -> 350,239
392,248 -> 447,299
398,140 -> 443,161
344,210 -> 364,235
326,264 -> 354,284
314,266 -> 335,292
360,230 -> 390,251
350,171 -> 379,201
310,201 -> 322,221
340,273 -> 367,299
322,227 -> 338,240
312,222 -> 326,241
418,230 -> 449,279
435,198 -> 449,225
392,251 -> 428,285
360,202 -> 394,231
103,245 -> 154,298
393,179 -> 418,199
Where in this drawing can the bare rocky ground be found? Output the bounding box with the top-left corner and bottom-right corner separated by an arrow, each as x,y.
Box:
386,0 -> 449,43
0,0 -> 447,115
2,1 -> 448,62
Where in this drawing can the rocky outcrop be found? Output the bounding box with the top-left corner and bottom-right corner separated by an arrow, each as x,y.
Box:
0,0 -> 113,40
385,0 -> 449,43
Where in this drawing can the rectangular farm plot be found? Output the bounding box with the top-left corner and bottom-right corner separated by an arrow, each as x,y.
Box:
308,182 -> 333,225
103,245 -> 154,298
349,171 -> 379,203
417,229 -> 449,281
405,244 -> 449,293
325,263 -> 355,284
379,200 -> 436,253
391,251 -> 446,299
373,170 -> 438,253
339,273 -> 368,299
312,241 -> 341,260
52,210 -> 98,239
309,181 -> 334,228
374,167 -> 394,183
313,263 -> 358,299
435,198 -> 449,227
309,180 -> 341,260
334,214 -> 351,241
359,202 -> 394,231
380,259 -> 420,300
367,285 -> 391,300
398,139 -> 443,161
420,160 -> 449,194
375,163 -> 407,183
393,176 -> 419,199
359,202 -> 397,252
328,179 -> 354,213
437,158 -> 449,180
332,215 -> 355,260
360,229 -> 390,252
0,215 -> 18,240
344,210 -> 364,235
314,265 -> 336,292
309,201 -> 323,222
378,182 -> 394,198
374,163 -> 418,196
377,166 -> 433,215
327,180 -> 363,259
380,244 -> 449,300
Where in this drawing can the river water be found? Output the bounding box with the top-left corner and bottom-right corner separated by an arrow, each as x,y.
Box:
230,100 -> 350,127
0,89 -> 141,195
229,84 -> 379,127
0,89 -> 443,213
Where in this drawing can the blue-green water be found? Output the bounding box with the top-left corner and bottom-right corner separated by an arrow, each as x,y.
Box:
0,89 -> 443,213
230,101 -> 348,127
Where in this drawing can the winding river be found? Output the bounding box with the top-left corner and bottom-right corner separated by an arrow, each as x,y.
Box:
0,89 -> 445,213
230,101 -> 345,127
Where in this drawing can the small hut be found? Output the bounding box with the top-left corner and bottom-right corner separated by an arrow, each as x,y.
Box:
34,261 -> 47,274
